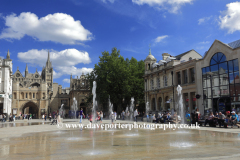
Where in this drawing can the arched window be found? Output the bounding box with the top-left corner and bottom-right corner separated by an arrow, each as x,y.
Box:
210,52 -> 227,65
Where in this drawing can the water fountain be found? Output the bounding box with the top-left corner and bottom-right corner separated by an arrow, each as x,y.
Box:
108,96 -> 113,119
59,104 -> 65,118
71,97 -> 78,119
145,102 -> 149,115
177,85 -> 184,123
130,97 -> 134,121
92,81 -> 97,122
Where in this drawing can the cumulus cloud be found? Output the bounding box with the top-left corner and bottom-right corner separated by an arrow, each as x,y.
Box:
198,16 -> 212,25
18,49 -> 93,79
154,35 -> 168,43
63,79 -> 70,83
219,2 -> 240,33
0,12 -> 93,44
132,0 -> 193,13
101,0 -> 116,3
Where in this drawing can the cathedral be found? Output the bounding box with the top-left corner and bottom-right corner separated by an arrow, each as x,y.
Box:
11,52 -> 91,118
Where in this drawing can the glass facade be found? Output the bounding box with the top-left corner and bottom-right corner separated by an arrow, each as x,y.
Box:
202,52 -> 239,115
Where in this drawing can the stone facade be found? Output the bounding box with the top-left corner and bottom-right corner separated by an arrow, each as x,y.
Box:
12,52 -> 53,118
144,48 -> 202,114
0,50 -> 13,118
69,73 -> 91,115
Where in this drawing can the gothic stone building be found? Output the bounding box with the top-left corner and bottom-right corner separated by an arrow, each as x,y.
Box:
11,52 -> 91,118
12,52 -> 53,118
69,73 -> 91,115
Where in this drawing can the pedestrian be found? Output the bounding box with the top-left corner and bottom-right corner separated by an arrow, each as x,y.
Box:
147,113 -> 149,122
42,114 -> 44,121
49,113 -> 51,121
79,108 -> 84,123
44,114 -> 47,121
100,111 -> 103,123
134,109 -> 138,122
122,110 -> 125,120
141,112 -> 145,121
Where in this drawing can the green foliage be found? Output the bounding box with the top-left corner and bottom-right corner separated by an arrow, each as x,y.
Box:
86,47 -> 145,110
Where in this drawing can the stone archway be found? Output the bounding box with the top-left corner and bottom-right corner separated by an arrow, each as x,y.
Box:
21,101 -> 39,119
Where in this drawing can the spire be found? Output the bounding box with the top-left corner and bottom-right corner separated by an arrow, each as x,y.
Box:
17,66 -> 19,70
36,68 -> 38,72
6,49 -> 10,59
149,44 -> 151,55
48,50 -> 50,61
25,64 -> 28,72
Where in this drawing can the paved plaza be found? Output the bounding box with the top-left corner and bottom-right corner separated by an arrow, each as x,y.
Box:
0,119 -> 240,159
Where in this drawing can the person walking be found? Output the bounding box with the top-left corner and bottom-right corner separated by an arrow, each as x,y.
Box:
79,108 -> 84,123
100,111 -> 103,123
134,109 -> 138,122
44,114 -> 47,121
122,110 -> 125,120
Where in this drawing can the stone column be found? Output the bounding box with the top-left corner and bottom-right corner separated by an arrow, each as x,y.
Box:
155,94 -> 157,111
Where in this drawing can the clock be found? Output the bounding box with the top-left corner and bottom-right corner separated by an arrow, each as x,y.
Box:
16,73 -> 20,77
35,75 -> 39,78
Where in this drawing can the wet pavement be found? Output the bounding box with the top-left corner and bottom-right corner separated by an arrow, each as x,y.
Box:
1,126 -> 240,159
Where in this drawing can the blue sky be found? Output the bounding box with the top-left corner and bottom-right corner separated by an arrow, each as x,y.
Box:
0,0 -> 240,88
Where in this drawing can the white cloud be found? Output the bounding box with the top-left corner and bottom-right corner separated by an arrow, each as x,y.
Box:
198,16 -> 212,25
0,12 -> 93,44
132,0 -> 193,13
18,49 -> 93,79
63,79 -> 70,83
154,35 -> 168,43
101,0 -> 116,3
199,41 -> 210,44
219,2 -> 240,33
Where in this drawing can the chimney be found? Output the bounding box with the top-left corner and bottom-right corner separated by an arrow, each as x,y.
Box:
162,53 -> 170,61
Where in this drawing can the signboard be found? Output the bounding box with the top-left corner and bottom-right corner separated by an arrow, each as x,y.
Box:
193,98 -> 196,101
13,109 -> 17,114
196,94 -> 201,99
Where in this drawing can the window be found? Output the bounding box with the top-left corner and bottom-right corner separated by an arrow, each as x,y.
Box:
164,76 -> 168,87
21,93 -> 24,99
14,93 -> 17,99
26,93 -> 28,98
157,78 -> 160,88
151,79 -> 154,90
177,72 -> 181,85
190,68 -> 195,83
33,93 -> 35,98
43,93 -> 45,99
183,70 -> 188,84
210,52 -> 227,65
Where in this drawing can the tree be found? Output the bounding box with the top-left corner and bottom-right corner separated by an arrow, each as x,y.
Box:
86,47 -> 145,113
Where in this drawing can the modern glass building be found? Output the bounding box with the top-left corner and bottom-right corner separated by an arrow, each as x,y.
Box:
197,39 -> 240,116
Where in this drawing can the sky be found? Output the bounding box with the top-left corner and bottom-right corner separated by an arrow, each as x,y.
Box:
0,0 -> 240,88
